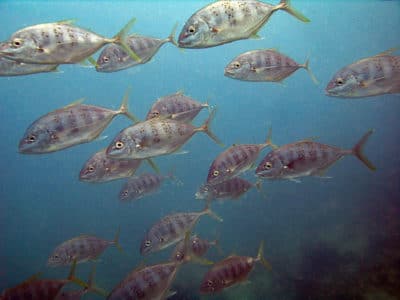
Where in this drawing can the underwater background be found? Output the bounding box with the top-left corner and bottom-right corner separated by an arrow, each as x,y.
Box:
1,0 -> 399,299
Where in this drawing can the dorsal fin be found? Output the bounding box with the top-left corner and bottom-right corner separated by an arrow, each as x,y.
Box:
56,19 -> 77,25
374,47 -> 399,57
64,98 -> 85,108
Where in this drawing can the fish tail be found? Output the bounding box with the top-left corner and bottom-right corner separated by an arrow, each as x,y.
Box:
302,57 -> 319,85
113,227 -> 124,253
68,259 -> 89,289
198,108 -> 224,147
118,87 -> 140,123
264,127 -> 278,149
352,129 -> 376,171
146,158 -> 160,173
168,22 -> 179,47
256,241 -> 273,271
203,204 -> 223,222
85,264 -> 109,297
278,0 -> 310,23
112,17 -> 142,62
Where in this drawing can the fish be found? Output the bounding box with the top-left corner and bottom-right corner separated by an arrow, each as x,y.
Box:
171,235 -> 218,263
145,90 -> 209,122
19,90 -> 137,154
96,24 -> 177,73
0,55 -> 58,76
199,242 -> 271,294
326,48 -> 400,98
47,229 -> 121,267
0,18 -> 140,64
79,148 -> 142,183
206,128 -> 273,185
106,109 -> 222,160
196,177 -> 259,201
107,261 -> 179,300
119,172 -> 173,201
140,206 -> 222,255
0,261 -> 85,300
224,49 -> 318,84
178,0 -> 309,48
255,130 -> 376,181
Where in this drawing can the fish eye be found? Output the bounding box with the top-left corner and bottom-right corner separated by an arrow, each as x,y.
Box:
12,38 -> 23,48
207,280 -> 213,287
264,162 -> 272,169
336,77 -> 344,85
54,255 -> 59,259
188,25 -> 196,34
213,170 -> 219,177
88,166 -> 95,172
233,62 -> 241,68
103,56 -> 109,63
122,190 -> 128,197
152,111 -> 160,117
115,141 -> 124,149
26,134 -> 36,143
145,240 -> 151,247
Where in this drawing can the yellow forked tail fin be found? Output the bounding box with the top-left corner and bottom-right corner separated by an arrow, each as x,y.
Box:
113,17 -> 142,62
278,0 -> 310,23
256,241 -> 273,271
352,129 -> 376,171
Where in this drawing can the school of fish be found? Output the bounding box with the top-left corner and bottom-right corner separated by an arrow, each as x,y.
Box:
2,0 -> 397,299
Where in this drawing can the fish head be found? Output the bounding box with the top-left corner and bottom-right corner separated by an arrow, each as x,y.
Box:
224,58 -> 252,79
0,32 -> 41,62
200,276 -> 223,294
18,125 -> 51,154
195,184 -> 213,200
106,131 -> 134,159
79,153 -> 105,182
206,163 -> 231,185
325,68 -> 362,98
178,16 -> 210,48
96,44 -> 128,73
140,235 -> 159,255
47,252 -> 67,267
255,152 -> 283,179
119,183 -> 143,201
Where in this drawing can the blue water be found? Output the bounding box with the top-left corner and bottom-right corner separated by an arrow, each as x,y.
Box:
1,0 -> 399,299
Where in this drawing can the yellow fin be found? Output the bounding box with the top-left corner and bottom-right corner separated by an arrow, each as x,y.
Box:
374,47 -> 399,57
56,19 -> 77,25
118,87 -> 140,123
112,17 -> 142,62
64,98 -> 85,108
256,241 -> 273,271
146,158 -> 160,173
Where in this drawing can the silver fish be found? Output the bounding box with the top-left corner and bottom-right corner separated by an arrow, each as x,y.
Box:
326,48 -> 400,98
171,235 -> 218,263
256,130 -> 376,181
196,177 -> 258,201
106,109 -> 222,160
0,18 -> 140,64
47,230 -> 121,267
0,55 -> 58,76
205,128 -> 272,185
19,91 -> 136,154
146,90 -> 209,122
96,24 -> 177,73
224,49 -> 318,84
107,261 -> 179,300
140,207 -> 222,255
79,148 -> 142,183
178,0 -> 309,48
199,242 -> 270,294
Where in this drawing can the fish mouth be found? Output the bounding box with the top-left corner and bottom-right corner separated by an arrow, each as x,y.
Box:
224,69 -> 235,76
